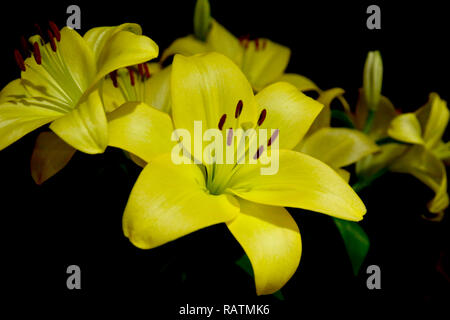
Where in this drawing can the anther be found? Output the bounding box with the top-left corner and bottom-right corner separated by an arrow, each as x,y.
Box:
33,42 -> 41,65
127,67 -> 135,86
262,39 -> 268,50
254,145 -> 264,160
20,36 -> 30,57
257,109 -> 267,126
218,114 -> 227,130
48,30 -> 57,52
138,64 -> 144,78
34,24 -> 45,43
14,49 -> 26,71
48,21 -> 61,42
239,34 -> 250,48
235,100 -> 243,118
255,38 -> 260,50
227,128 -> 233,146
110,71 -> 118,88
267,129 -> 279,147
143,63 -> 150,79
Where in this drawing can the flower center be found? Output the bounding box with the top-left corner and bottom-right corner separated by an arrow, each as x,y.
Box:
107,63 -> 151,103
14,22 -> 84,113
205,100 -> 278,195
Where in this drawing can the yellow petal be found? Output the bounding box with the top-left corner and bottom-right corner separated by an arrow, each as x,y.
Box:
143,66 -> 172,113
0,79 -> 28,104
299,127 -> 380,168
356,143 -> 408,178
161,35 -> 209,62
276,73 -> 321,93
0,102 -> 62,151
416,93 -> 449,149
388,113 -> 424,145
31,131 -> 76,184
123,153 -> 240,249
107,102 -> 174,163
84,23 -> 143,62
390,145 -> 449,214
255,82 -> 323,150
207,20 -> 244,66
99,71 -> 126,113
241,38 -> 290,91
227,150 -> 366,221
171,52 -> 257,154
336,168 -> 351,183
92,30 -> 159,87
227,199 -> 301,295
50,90 -> 108,154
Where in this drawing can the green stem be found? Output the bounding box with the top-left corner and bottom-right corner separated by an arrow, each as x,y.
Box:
352,167 -> 388,193
362,109 -> 375,134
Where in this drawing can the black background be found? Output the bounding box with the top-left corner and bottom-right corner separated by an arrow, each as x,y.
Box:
1,0 -> 448,317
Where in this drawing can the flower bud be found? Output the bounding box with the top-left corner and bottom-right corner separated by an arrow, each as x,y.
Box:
363,51 -> 383,111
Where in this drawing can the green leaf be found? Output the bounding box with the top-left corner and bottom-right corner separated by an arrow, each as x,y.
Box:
236,254 -> 285,300
331,109 -> 355,128
193,0 -> 212,42
333,218 -> 370,275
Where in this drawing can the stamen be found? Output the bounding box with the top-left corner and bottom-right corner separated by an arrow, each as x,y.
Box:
20,36 -> 30,57
48,21 -> 61,42
48,30 -> 57,52
227,128 -> 233,146
33,42 -> 41,65
255,38 -> 260,50
262,39 -> 268,50
218,114 -> 227,130
238,34 -> 250,48
268,129 -> 279,146
138,64 -> 144,78
127,67 -> 135,86
254,145 -> 264,160
257,109 -> 267,126
34,24 -> 45,44
143,63 -> 150,79
14,49 -> 26,71
235,100 -> 243,118
110,71 -> 118,88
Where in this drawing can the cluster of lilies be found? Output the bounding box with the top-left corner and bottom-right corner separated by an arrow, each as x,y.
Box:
0,0 -> 448,296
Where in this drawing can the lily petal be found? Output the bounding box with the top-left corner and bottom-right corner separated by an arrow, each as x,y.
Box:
31,131 -> 76,184
161,35 -> 209,62
50,90 -> 108,154
171,52 -> 257,153
227,150 -> 366,221
0,102 -> 62,151
416,93 -> 449,149
388,113 -> 424,145
241,38 -> 290,91
390,145 -> 449,214
299,127 -> 380,168
0,79 -> 28,103
143,66 -> 172,113
93,30 -> 159,87
123,153 -> 240,249
107,102 -> 174,163
356,143 -> 408,178
255,82 -> 323,150
227,199 -> 301,295
207,20 -> 244,66
276,73 -> 321,93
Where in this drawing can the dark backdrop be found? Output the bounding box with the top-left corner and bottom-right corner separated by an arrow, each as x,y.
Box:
1,0 -> 448,317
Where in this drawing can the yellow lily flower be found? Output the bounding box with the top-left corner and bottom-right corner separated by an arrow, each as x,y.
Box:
111,52 -> 366,295
386,93 -> 449,220
0,23 -> 158,184
161,20 -> 292,92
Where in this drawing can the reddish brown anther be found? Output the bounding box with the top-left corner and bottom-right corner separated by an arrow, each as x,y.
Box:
110,71 -> 118,88
235,100 -> 243,118
48,30 -> 57,52
227,128 -> 233,146
138,64 -> 144,77
49,21 -> 61,42
34,24 -> 45,43
254,145 -> 264,160
257,109 -> 267,126
254,38 -> 260,50
33,42 -> 41,65
238,34 -> 250,48
262,39 -> 268,50
14,49 -> 26,71
218,114 -> 227,130
268,129 -> 279,147
20,36 -> 30,57
143,63 -> 150,79
127,67 -> 135,86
